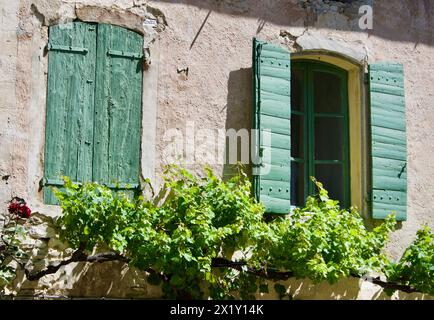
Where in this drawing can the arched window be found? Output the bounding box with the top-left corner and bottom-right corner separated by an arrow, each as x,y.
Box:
253,39 -> 408,221
290,61 -> 350,207
43,22 -> 144,204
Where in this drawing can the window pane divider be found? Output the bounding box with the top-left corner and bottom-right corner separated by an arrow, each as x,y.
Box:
314,113 -> 344,118
314,160 -> 344,164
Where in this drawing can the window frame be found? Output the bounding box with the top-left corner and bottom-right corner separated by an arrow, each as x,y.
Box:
290,52 -> 367,215
291,60 -> 351,208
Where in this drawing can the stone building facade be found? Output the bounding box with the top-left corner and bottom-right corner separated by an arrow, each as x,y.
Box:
0,0 -> 433,299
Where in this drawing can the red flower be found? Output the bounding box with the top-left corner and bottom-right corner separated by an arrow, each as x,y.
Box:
8,197 -> 31,219
23,206 -> 31,218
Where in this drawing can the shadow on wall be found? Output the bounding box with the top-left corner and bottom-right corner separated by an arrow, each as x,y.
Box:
11,260 -> 163,299
11,262 -> 434,299
153,0 -> 434,45
223,68 -> 253,181
255,277 -> 434,300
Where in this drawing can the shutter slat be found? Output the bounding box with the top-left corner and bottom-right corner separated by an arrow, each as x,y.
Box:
373,167 -> 407,180
371,93 -> 405,109
253,39 -> 292,214
261,115 -> 291,136
258,196 -> 293,213
369,62 -> 407,221
260,166 -> 292,182
372,126 -> 406,146
372,142 -> 407,161
260,98 -> 292,119
92,23 -> 110,185
260,67 -> 293,80
372,190 -> 407,205
260,131 -> 291,150
371,112 -> 406,131
259,81 -> 291,97
259,180 -> 291,200
260,147 -> 291,166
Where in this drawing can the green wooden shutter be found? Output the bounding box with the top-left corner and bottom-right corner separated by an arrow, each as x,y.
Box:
252,38 -> 292,214
44,22 -> 97,204
369,63 -> 407,221
92,24 -> 143,191
44,23 -> 143,204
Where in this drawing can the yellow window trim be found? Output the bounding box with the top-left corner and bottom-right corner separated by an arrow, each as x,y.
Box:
291,52 -> 367,214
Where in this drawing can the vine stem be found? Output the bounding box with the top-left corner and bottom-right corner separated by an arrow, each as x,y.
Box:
21,252 -> 420,295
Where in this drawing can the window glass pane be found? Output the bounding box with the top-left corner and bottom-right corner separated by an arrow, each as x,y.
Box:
314,164 -> 344,205
315,117 -> 343,161
313,71 -> 342,114
291,114 -> 304,159
291,68 -> 305,112
291,162 -> 304,207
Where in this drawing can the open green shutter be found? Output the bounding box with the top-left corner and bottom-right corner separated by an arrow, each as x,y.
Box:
369,63 -> 407,221
92,24 -> 143,191
252,39 -> 292,214
44,22 -> 97,204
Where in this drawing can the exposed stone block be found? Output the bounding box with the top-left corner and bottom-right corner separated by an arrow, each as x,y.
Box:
29,224 -> 56,239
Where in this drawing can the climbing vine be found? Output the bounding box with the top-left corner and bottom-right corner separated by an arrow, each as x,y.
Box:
386,226 -> 434,296
250,178 -> 396,284
2,165 -> 434,299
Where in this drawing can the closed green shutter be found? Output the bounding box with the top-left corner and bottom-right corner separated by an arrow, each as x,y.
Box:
92,24 -> 143,191
44,22 -> 97,204
369,63 -> 407,221
252,39 -> 292,214
44,23 -> 143,204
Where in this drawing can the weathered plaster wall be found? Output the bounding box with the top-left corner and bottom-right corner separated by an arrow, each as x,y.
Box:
1,0 -> 434,299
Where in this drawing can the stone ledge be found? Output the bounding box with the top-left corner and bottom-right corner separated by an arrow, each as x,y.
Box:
295,33 -> 367,63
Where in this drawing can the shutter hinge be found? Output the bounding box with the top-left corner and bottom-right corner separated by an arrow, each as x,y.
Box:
40,178 -> 139,191
365,191 -> 372,204
47,43 -> 88,54
398,162 -> 407,178
39,177 -> 47,191
107,49 -> 143,59
364,72 -> 370,84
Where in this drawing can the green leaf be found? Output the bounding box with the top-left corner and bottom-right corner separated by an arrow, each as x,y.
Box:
46,165 -> 434,299
274,284 -> 287,297
259,284 -> 269,294
170,274 -> 183,286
